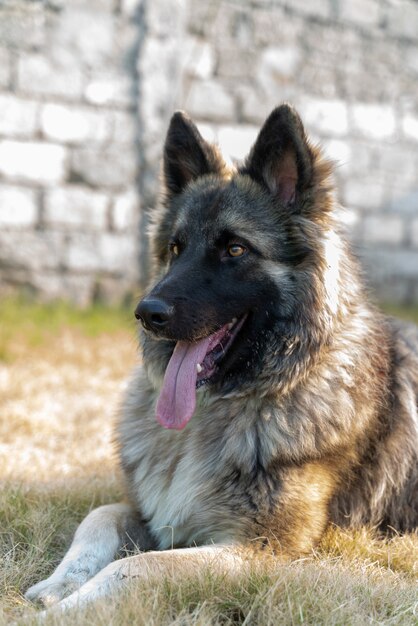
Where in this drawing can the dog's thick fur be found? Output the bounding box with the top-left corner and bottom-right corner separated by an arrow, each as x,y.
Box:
26,104 -> 418,611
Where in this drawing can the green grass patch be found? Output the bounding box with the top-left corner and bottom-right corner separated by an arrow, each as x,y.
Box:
0,297 -> 137,362
381,303 -> 418,325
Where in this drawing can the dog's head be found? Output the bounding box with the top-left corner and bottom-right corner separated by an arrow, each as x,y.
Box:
136,104 -> 347,429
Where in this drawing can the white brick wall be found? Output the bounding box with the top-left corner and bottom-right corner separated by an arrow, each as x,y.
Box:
363,215 -> 404,245
70,145 -> 137,188
411,219 -> 418,249
0,0 -> 417,304
187,80 -> 235,121
0,186 -> 38,227
44,187 -> 109,229
299,98 -> 349,136
0,95 -> 39,138
0,48 -> 11,88
351,104 -> 396,140
41,104 -> 112,144
66,232 -> 136,273
18,54 -> 84,100
84,73 -> 132,106
339,0 -> 381,28
216,125 -> 258,164
112,189 -> 139,231
0,141 -> 67,184
402,114 -> 418,142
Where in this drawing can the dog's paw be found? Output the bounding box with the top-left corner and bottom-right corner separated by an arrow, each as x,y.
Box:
25,577 -> 81,607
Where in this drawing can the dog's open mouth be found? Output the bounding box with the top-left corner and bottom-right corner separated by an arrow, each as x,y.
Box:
156,315 -> 247,430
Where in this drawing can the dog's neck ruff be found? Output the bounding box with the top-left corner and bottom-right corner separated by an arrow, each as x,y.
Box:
156,317 -> 245,429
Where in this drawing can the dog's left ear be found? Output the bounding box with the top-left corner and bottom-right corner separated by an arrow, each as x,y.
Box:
244,104 -> 315,207
163,111 -> 227,197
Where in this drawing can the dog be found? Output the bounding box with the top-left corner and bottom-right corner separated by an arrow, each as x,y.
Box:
25,104 -> 418,611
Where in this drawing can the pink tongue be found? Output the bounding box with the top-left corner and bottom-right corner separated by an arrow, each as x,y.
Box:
156,336 -> 212,430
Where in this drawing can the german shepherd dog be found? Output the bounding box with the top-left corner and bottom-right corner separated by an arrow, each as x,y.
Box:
26,104 -> 418,610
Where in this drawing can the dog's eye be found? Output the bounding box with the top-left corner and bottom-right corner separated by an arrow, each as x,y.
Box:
227,244 -> 246,258
169,242 -> 179,257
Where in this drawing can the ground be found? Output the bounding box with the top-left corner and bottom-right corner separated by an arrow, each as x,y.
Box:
0,298 -> 417,625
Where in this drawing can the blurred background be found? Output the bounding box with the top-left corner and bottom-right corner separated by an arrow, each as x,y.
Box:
0,0 -> 417,306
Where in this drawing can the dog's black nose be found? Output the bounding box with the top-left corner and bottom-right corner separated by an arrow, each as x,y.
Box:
135,298 -> 174,331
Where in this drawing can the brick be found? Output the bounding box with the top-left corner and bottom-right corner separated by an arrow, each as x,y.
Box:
344,178 -> 385,210
216,48 -> 257,80
186,80 -> 235,122
362,215 -> 404,245
0,141 -> 67,184
194,123 -> 217,144
41,104 -> 112,144
338,0 -> 380,28
70,146 -> 137,188
344,141 -> 374,176
237,85 -> 271,124
120,0 -> 143,17
112,111 -> 137,144
389,191 -> 418,214
412,219 -> 418,249
99,233 -> 136,272
405,45 -> 418,75
402,114 -> 418,142
28,272 -> 95,308
259,46 -> 300,84
360,248 -> 418,280
84,74 -> 133,106
182,37 -> 216,80
0,4 -> 46,48
379,145 -> 416,173
51,9 -> 115,68
252,7 -> 301,47
65,233 -> 102,272
146,0 -> 187,38
66,232 -> 136,272
112,189 -> 140,230
0,186 -> 38,227
18,54 -> 84,100
285,0 -> 331,20
351,104 -> 396,140
44,187 -> 109,229
320,139 -> 351,171
299,97 -> 348,136
384,1 -> 418,39
217,125 -> 258,165
297,63 -> 339,99
0,48 -> 11,88
0,231 -> 67,272
0,95 -> 39,138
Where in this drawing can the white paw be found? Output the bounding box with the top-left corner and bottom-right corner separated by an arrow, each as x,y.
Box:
25,576 -> 83,607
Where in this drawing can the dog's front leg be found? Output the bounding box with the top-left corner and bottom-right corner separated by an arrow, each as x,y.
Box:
46,545 -> 244,613
25,502 -> 152,607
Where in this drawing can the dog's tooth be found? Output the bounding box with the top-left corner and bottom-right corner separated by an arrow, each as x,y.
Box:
196,363 -> 203,373
232,317 -> 237,325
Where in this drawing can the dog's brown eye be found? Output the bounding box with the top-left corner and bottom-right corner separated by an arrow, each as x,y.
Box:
169,243 -> 179,256
227,244 -> 246,258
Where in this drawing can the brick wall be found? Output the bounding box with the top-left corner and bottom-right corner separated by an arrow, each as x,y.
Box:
179,0 -> 418,303
0,0 -> 417,304
0,0 -> 143,305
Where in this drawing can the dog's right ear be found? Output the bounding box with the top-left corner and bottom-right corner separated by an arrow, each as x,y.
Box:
163,111 -> 227,197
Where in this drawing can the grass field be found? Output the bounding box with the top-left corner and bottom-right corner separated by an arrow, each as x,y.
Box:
1,298 -> 417,625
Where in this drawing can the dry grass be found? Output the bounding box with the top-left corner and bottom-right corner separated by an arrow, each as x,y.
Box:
1,299 -> 417,625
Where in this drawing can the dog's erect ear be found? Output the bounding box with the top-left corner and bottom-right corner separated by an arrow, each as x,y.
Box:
163,111 -> 227,197
244,104 -> 314,207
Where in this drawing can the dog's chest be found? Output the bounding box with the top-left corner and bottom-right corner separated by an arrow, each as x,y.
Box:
131,419 -> 227,549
